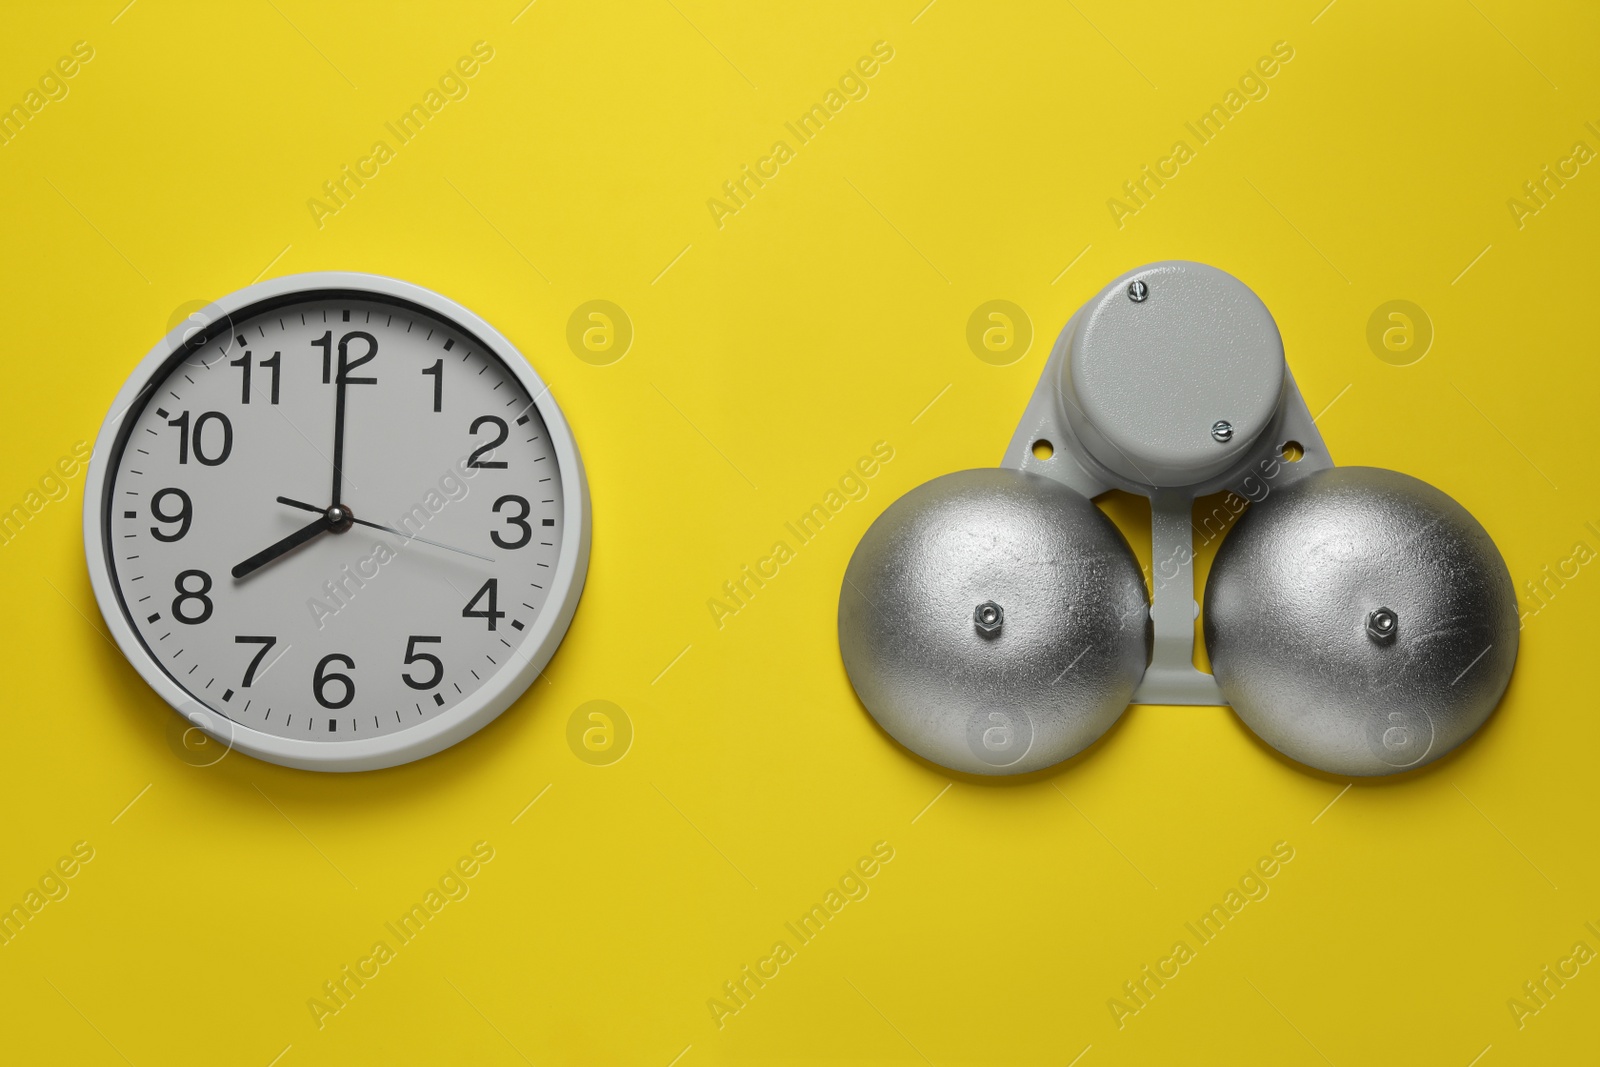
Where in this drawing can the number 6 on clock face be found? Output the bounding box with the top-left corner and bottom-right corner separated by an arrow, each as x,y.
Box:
82,273 -> 592,771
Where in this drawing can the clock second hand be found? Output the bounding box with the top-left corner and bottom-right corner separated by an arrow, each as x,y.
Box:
276,496 -> 495,564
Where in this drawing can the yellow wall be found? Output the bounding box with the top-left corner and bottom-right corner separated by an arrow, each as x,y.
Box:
1,2 -> 1596,1063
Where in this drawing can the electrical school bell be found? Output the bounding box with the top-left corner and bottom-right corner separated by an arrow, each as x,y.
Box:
837,261 -> 1517,777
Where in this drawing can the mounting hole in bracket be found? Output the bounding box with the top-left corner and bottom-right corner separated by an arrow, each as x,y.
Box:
1031,439 -> 1054,460
1281,440 -> 1304,462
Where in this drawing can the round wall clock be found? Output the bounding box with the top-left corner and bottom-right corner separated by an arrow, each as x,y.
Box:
83,272 -> 590,771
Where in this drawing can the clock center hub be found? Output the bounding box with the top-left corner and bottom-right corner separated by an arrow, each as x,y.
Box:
326,505 -> 355,532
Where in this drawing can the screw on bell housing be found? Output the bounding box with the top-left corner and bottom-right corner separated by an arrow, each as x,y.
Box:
1366,607 -> 1398,643
1211,420 -> 1234,443
974,601 -> 1004,635
1127,279 -> 1149,303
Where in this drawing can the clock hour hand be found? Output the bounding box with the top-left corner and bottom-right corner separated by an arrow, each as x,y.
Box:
232,514 -> 332,579
276,497 -> 494,564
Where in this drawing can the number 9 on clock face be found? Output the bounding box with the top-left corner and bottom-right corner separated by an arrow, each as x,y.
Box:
83,273 -> 591,771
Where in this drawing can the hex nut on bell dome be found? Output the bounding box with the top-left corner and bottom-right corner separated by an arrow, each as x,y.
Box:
838,468 -> 1150,775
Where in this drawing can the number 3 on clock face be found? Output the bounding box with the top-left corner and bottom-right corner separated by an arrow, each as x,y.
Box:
82,273 -> 592,771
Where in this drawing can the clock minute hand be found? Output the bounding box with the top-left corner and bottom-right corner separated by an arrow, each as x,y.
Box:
232,514 -> 333,579
330,365 -> 350,508
275,497 -> 495,564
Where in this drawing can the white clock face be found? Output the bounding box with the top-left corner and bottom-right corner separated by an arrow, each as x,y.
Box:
85,275 -> 589,771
